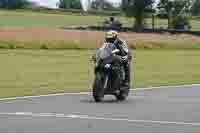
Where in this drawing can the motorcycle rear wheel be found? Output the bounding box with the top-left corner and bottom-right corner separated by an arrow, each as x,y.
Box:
115,88 -> 129,101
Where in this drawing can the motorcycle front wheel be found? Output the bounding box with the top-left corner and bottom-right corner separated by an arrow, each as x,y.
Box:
92,72 -> 105,102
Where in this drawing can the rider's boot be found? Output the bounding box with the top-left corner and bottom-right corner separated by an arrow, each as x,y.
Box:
122,63 -> 130,90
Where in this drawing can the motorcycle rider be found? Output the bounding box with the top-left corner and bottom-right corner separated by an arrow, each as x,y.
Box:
104,30 -> 131,88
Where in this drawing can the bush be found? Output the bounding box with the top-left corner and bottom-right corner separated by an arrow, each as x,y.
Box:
59,0 -> 82,10
23,7 -> 122,17
87,10 -> 122,16
172,15 -> 191,30
40,44 -> 48,49
0,0 -> 29,9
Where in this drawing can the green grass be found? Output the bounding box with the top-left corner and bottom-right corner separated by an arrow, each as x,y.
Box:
0,49 -> 200,98
0,10 -> 199,31
0,10 -> 132,28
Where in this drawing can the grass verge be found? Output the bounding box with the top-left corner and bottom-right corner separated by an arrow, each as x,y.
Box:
0,49 -> 200,98
0,10 -> 199,31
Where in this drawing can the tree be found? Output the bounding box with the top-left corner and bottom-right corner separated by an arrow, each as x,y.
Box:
91,0 -> 104,10
59,0 -> 82,9
122,0 -> 154,32
158,0 -> 177,28
158,0 -> 192,29
121,0 -> 129,10
0,0 -> 29,9
90,0 -> 116,10
191,0 -> 200,16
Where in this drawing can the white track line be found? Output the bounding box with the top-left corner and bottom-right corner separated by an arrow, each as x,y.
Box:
134,84 -> 200,90
0,92 -> 89,101
0,112 -> 200,127
0,84 -> 199,101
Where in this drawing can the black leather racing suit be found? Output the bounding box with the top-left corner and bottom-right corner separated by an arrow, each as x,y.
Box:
113,38 -> 131,87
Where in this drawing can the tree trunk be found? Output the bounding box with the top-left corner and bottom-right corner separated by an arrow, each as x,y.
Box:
133,12 -> 145,32
122,0 -> 129,10
167,9 -> 172,29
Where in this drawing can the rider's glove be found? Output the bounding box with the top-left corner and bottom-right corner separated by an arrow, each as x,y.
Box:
121,56 -> 128,63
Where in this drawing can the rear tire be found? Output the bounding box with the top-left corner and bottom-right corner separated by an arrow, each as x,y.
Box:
93,73 -> 104,102
116,87 -> 129,101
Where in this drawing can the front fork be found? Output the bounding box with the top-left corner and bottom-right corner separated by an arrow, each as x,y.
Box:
103,75 -> 109,89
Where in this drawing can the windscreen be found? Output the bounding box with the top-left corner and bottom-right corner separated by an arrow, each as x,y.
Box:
96,43 -> 116,62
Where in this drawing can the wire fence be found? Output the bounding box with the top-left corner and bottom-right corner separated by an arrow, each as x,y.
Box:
145,17 -> 200,31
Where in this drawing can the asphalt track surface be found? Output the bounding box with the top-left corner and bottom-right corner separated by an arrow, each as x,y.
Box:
0,85 -> 200,133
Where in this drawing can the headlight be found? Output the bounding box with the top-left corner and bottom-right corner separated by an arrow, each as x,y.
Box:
104,64 -> 111,68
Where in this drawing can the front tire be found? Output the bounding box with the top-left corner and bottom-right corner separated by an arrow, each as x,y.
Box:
93,73 -> 104,102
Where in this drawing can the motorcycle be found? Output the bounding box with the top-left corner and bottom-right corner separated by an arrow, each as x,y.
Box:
91,42 -> 130,102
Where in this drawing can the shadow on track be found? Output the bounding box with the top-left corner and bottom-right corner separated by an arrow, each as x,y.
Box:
80,95 -> 135,104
